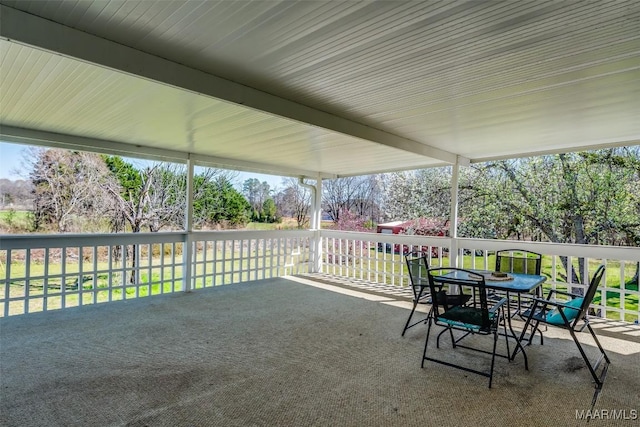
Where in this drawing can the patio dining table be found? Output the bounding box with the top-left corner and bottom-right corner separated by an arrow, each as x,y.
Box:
433,269 -> 546,361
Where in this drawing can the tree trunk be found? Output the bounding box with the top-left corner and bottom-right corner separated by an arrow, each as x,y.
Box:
631,262 -> 640,286
129,222 -> 142,284
559,256 -> 584,295
129,243 -> 138,285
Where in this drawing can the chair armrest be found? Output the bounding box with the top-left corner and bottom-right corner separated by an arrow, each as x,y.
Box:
547,289 -> 583,299
527,296 -> 582,315
488,297 -> 507,314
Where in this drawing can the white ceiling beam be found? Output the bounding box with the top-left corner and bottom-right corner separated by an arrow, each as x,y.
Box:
0,126 -> 189,162
0,5 -> 464,165
469,140 -> 640,164
0,125 -> 333,179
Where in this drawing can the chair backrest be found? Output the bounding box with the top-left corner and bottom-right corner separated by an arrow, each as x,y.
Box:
405,251 -> 430,299
427,268 -> 491,331
495,249 -> 542,275
572,265 -> 606,326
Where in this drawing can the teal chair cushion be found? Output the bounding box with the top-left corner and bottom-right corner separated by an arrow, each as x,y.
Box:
438,306 -> 496,331
546,298 -> 584,325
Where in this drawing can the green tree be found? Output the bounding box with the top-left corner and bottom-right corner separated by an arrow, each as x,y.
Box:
102,156 -> 142,201
197,176 -> 249,227
262,198 -> 277,223
379,147 -> 639,286
242,178 -> 271,221
460,147 -> 640,284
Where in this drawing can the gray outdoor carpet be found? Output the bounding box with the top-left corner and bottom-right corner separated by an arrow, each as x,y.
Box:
1,276 -> 638,427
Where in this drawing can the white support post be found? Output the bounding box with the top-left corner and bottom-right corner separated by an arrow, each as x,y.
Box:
182,157 -> 194,292
299,176 -> 323,273
314,177 -> 323,273
449,158 -> 460,268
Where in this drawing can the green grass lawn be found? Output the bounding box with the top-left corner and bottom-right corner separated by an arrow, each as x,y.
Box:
244,218 -> 302,230
0,209 -> 30,231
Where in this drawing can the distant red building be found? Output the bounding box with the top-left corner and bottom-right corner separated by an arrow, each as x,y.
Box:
376,219 -> 448,255
376,220 -> 410,235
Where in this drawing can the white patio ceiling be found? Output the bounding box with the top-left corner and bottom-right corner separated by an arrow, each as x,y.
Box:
1,1 -> 639,178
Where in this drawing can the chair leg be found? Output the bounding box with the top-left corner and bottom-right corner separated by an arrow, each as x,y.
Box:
587,327 -> 611,407
524,324 -> 544,346
568,327 -> 599,385
533,288 -> 545,346
435,327 -> 454,349
488,328 -> 499,388
586,322 -> 611,366
567,325 -> 610,390
511,326 -> 529,371
513,312 -> 535,368
526,313 -> 544,346
515,291 -> 545,346
520,305 -> 544,347
526,316 -> 543,346
421,317 -> 433,368
401,302 -> 418,336
500,308 -> 511,361
537,327 -> 544,346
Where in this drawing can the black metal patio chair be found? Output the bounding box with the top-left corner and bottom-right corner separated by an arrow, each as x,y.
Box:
402,252 -> 472,336
517,265 -> 610,402
422,268 -> 526,388
494,249 -> 542,313
401,251 -> 433,336
495,249 -> 543,277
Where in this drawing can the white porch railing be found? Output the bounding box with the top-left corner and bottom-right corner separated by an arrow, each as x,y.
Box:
1,232 -> 186,317
1,229 -> 638,323
320,229 -> 450,286
189,230 -> 312,288
456,238 -> 640,323
0,230 -> 312,316
320,231 -> 639,323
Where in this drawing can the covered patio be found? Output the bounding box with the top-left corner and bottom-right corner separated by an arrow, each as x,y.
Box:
2,275 -> 639,426
1,1 -> 640,425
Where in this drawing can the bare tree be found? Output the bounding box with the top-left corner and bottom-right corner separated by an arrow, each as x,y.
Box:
146,164 -> 186,232
106,165 -> 157,234
322,175 -> 381,223
275,178 -> 311,228
30,148 -> 118,232
104,165 -> 158,284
